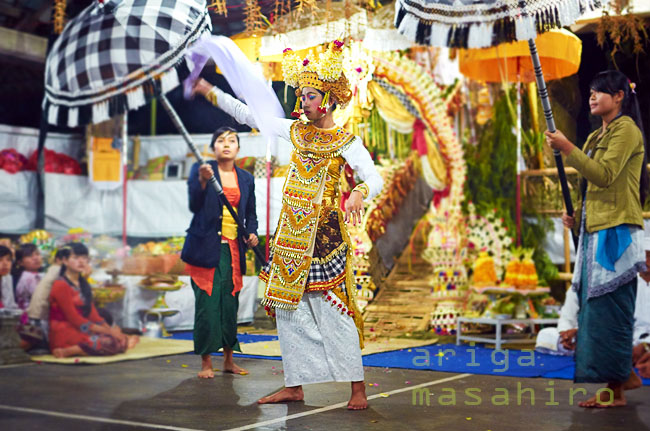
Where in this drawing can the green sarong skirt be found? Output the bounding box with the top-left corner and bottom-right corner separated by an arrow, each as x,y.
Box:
574,233 -> 637,383
191,243 -> 241,355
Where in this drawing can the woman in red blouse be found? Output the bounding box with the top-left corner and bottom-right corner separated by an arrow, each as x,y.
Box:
49,243 -> 138,358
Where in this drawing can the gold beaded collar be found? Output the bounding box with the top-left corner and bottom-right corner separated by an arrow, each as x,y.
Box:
290,121 -> 355,158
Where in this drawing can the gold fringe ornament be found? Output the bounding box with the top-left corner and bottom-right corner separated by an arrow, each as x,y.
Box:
318,90 -> 330,113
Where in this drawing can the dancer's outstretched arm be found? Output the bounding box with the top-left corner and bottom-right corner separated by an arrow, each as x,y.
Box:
194,78 -> 293,141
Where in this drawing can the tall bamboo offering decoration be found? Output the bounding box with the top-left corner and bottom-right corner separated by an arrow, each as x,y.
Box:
208,0 -> 228,17
244,0 -> 264,33
53,0 -> 67,34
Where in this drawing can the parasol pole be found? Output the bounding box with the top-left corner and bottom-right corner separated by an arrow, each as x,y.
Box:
158,94 -> 267,266
516,57 -> 522,247
122,113 -> 128,247
527,39 -> 578,250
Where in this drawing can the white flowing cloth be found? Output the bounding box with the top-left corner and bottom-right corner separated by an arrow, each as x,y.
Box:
276,291 -> 364,386
183,35 -> 285,148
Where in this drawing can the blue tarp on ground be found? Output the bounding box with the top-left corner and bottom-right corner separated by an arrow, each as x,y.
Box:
170,332 -> 650,385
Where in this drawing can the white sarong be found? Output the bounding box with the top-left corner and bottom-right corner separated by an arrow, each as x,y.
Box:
276,290 -> 364,386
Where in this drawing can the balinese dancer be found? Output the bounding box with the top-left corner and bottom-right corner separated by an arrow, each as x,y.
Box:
193,40 -> 382,409
181,126 -> 259,378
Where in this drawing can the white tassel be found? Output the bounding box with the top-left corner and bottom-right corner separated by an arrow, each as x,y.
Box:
560,0 -> 581,27
92,101 -> 110,124
398,13 -> 420,45
515,16 -> 537,42
429,22 -> 450,48
47,105 -> 59,125
127,86 -> 146,110
468,23 -> 493,49
67,107 -> 79,128
160,69 -> 180,94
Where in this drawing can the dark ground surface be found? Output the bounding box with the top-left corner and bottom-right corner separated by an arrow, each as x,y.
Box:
0,353 -> 649,431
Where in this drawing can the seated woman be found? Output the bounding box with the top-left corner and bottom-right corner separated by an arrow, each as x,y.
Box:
0,245 -> 18,310
27,247 -> 72,331
13,243 -> 43,310
49,242 -> 138,358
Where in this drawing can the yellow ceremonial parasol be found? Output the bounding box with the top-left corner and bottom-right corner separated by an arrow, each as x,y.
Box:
458,29 -> 582,247
459,29 -> 582,84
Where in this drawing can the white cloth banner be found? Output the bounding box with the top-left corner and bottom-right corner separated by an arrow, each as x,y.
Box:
43,173 -> 284,236
136,132 -> 293,167
0,171 -> 38,233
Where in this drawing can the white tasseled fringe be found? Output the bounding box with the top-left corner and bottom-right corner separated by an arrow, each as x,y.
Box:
126,86 -> 146,110
559,0 -> 580,27
398,14 -> 420,45
67,107 -> 78,128
92,101 -> 110,124
47,105 -> 59,125
515,16 -> 537,42
429,22 -> 451,48
467,22 -> 494,49
394,0 -> 602,47
160,68 -> 179,94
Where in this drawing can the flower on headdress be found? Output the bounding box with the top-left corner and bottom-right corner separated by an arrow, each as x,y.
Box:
303,59 -> 310,66
317,42 -> 344,82
281,48 -> 300,88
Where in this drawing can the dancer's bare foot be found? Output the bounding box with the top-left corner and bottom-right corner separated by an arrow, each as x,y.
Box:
348,381 -> 368,410
623,369 -> 642,391
579,386 -> 626,408
257,386 -> 304,404
198,354 -> 214,379
127,335 -> 140,350
52,348 -> 65,358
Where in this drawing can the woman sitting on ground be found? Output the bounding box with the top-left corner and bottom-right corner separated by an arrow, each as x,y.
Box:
49,242 -> 138,358
13,243 -> 43,310
0,245 -> 18,310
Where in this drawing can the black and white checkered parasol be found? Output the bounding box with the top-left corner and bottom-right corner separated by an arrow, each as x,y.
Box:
44,0 -> 211,127
394,0 -> 600,49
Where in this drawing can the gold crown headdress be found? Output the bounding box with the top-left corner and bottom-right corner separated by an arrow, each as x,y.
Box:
282,40 -> 352,118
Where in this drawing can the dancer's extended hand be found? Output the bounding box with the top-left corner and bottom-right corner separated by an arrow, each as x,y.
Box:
192,78 -> 214,98
344,190 -> 365,226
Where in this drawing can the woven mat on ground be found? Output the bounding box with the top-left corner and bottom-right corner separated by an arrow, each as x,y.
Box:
30,337 -> 194,365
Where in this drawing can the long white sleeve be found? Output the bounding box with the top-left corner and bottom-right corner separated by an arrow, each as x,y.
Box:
209,87 -> 293,141
557,287 -> 579,331
342,137 -> 383,201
